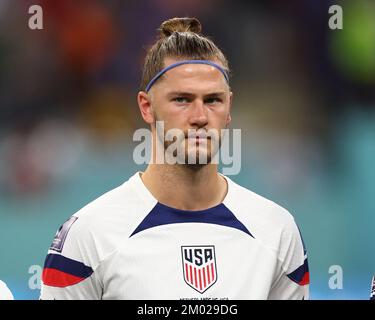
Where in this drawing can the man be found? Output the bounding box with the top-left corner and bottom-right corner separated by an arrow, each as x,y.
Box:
40,17 -> 309,299
0,280 -> 14,300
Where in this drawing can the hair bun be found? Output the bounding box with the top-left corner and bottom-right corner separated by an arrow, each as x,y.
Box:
158,17 -> 202,38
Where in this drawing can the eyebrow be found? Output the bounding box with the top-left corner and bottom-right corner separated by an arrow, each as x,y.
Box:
167,91 -> 226,98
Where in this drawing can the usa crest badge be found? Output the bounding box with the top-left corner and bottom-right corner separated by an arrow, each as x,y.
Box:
181,245 -> 217,294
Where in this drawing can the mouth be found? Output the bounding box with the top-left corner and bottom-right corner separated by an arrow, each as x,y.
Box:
186,136 -> 211,144
186,132 -> 210,139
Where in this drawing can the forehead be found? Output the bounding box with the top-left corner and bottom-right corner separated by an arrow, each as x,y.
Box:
155,58 -> 229,93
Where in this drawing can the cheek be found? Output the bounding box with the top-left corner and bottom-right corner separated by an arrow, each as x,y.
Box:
157,107 -> 187,130
210,108 -> 230,126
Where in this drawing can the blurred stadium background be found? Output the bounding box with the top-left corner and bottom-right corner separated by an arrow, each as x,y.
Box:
0,0 -> 374,299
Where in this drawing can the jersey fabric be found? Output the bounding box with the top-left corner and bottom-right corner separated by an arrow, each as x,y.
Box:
40,171 -> 309,300
0,280 -> 14,300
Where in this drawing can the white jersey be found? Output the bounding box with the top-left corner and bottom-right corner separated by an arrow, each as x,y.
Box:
40,172 -> 309,300
0,280 -> 14,300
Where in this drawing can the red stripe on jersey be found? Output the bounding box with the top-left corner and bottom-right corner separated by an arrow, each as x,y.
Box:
42,268 -> 85,287
299,272 -> 310,286
189,265 -> 193,285
194,267 -> 198,289
207,264 -> 211,283
198,269 -> 202,291
202,265 -> 207,288
210,262 -> 215,281
185,263 -> 189,283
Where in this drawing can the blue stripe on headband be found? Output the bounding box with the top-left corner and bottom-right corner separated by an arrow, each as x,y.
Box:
145,60 -> 229,92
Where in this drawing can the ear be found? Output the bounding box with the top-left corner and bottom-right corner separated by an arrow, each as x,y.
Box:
226,91 -> 233,126
137,91 -> 154,124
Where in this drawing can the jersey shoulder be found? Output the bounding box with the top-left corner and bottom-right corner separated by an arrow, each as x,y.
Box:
223,176 -> 303,256
48,172 -> 156,263
70,172 -> 155,231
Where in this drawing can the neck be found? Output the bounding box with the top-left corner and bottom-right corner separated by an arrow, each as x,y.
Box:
141,164 -> 227,210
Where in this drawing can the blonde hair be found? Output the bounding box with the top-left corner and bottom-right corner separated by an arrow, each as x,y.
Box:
140,17 -> 230,91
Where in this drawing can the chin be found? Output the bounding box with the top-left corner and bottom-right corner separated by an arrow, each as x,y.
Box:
185,150 -> 212,166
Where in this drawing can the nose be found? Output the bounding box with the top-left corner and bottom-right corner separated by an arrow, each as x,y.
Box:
189,99 -> 208,128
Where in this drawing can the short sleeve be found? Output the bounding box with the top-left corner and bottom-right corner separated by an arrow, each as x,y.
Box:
268,218 -> 310,300
40,216 -> 102,300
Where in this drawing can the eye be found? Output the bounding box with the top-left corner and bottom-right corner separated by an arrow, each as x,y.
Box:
205,97 -> 222,104
173,97 -> 190,104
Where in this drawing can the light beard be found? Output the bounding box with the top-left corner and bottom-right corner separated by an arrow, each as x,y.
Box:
153,115 -> 221,167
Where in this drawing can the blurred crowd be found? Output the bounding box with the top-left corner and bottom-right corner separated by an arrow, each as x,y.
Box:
0,0 -> 374,197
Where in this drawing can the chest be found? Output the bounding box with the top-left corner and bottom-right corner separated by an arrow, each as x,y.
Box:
102,223 -> 277,299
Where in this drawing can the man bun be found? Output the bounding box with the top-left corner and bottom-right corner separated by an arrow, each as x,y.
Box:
158,17 -> 202,38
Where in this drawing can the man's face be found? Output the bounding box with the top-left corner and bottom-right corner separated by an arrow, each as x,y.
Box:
147,58 -> 232,166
